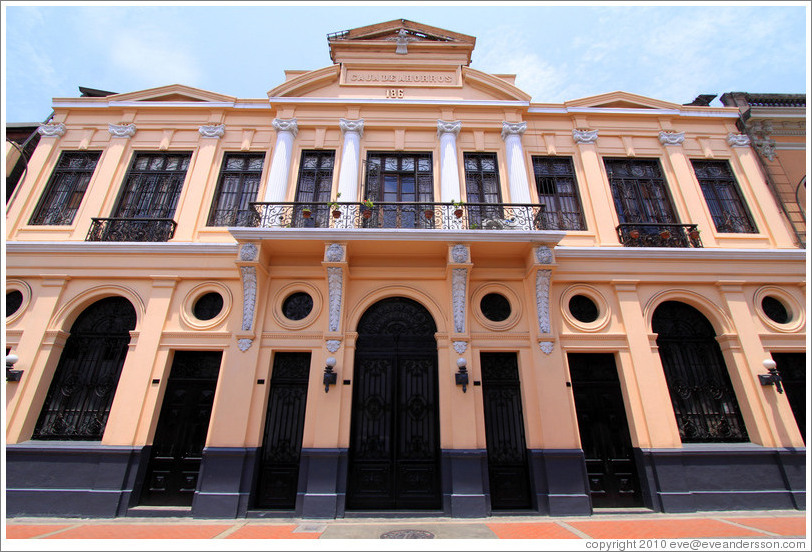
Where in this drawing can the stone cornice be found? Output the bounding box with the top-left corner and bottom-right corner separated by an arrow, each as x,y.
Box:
553,246 -> 806,262
230,228 -> 566,244
6,241 -> 239,255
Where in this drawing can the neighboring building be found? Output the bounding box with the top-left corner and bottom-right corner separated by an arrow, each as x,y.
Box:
6,122 -> 42,203
5,20 -> 806,519
718,92 -> 806,248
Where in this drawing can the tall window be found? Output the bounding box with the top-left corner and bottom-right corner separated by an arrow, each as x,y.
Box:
604,158 -> 678,224
532,156 -> 586,230
113,152 -> 191,219
653,301 -> 748,443
691,160 -> 757,233
463,152 -> 502,225
293,150 -> 335,226
365,152 -> 433,228
207,153 -> 265,226
33,296 -> 137,440
30,151 -> 101,225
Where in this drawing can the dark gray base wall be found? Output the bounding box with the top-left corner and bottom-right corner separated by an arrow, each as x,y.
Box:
6,442 -> 149,518
637,446 -> 806,512
441,449 -> 490,517
192,447 -> 259,518
298,448 -> 348,519
527,449 -> 593,516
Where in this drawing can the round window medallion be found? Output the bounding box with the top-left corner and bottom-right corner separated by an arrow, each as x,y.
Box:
193,292 -> 224,321
761,296 -> 790,324
6,290 -> 24,317
480,293 -> 511,322
569,294 -> 599,323
282,292 -> 314,321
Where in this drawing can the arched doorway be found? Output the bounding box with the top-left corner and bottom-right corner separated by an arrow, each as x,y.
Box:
346,297 -> 441,510
33,296 -> 137,440
653,301 -> 748,442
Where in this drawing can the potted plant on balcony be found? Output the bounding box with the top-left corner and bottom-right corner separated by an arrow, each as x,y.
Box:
424,207 -> 435,219
302,207 -> 312,219
451,199 -> 465,218
361,198 -> 374,219
659,229 -> 672,240
629,229 -> 640,239
689,228 -> 700,241
329,192 -> 342,218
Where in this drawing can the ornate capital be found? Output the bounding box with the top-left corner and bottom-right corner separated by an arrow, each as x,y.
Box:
199,124 -> 225,138
727,133 -> 751,147
754,138 -> 777,161
453,341 -> 468,354
437,120 -> 462,137
450,244 -> 469,263
339,118 -> 364,137
238,338 -> 253,352
659,131 -> 685,146
535,245 -> 553,265
273,118 -> 298,138
325,243 -> 345,263
572,128 -> 598,144
326,339 -> 342,353
239,243 -> 259,262
37,122 -> 66,137
501,121 -> 527,140
108,123 -> 136,138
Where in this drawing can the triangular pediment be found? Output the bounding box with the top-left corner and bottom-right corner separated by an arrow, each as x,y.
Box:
106,84 -> 237,103
329,19 -> 474,45
566,91 -> 683,110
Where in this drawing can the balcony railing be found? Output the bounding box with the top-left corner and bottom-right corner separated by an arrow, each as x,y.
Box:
86,217 -> 177,242
246,202 -> 575,231
617,223 -> 703,248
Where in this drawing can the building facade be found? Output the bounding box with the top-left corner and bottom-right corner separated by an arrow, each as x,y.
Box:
719,92 -> 806,248
5,20 -> 806,519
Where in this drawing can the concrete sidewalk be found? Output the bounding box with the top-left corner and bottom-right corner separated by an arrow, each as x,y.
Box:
4,510 -> 808,541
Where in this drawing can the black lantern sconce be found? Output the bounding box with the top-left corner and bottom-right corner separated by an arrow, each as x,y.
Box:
758,359 -> 784,394
455,357 -> 469,393
6,354 -> 22,382
323,356 -> 337,392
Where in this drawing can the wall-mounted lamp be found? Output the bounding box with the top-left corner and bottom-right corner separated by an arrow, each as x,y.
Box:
323,356 -> 337,392
455,357 -> 469,393
758,359 -> 784,394
6,354 -> 22,382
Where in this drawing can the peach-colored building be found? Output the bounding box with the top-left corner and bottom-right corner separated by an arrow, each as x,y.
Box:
5,20 -> 806,519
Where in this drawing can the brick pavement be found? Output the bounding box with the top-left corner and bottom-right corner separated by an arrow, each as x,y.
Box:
4,511 -> 807,541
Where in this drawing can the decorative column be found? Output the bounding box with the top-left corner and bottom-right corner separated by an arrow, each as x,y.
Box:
263,118 -> 298,202
235,242 -> 265,352
659,129 -> 717,247
437,120 -> 462,202
572,128 -> 617,244
501,121 -> 532,204
337,119 -> 364,202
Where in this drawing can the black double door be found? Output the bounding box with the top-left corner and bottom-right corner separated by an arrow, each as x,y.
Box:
568,353 -> 642,508
255,352 -> 311,509
347,297 -> 441,510
140,351 -> 222,506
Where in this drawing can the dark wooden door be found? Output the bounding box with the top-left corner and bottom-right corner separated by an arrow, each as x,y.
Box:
568,353 -> 642,508
140,351 -> 221,506
347,298 -> 440,510
481,352 -> 531,510
772,353 -> 806,443
255,352 -> 311,509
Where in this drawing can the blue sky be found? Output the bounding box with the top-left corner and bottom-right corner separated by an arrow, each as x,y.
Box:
2,2 -> 809,123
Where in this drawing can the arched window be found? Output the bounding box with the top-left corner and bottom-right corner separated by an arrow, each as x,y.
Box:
652,301 -> 748,443
33,296 -> 137,440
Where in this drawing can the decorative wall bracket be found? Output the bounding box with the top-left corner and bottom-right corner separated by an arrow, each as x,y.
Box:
37,122 -> 66,138
199,124 -> 225,138
572,128 -> 598,144
108,123 -> 136,138
659,131 -> 685,146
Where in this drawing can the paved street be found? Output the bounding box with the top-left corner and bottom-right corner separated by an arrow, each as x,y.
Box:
4,510 -> 807,542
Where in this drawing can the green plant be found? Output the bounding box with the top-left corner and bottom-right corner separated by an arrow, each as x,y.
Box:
450,199 -> 465,208
328,192 -> 342,211
362,198 -> 374,209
